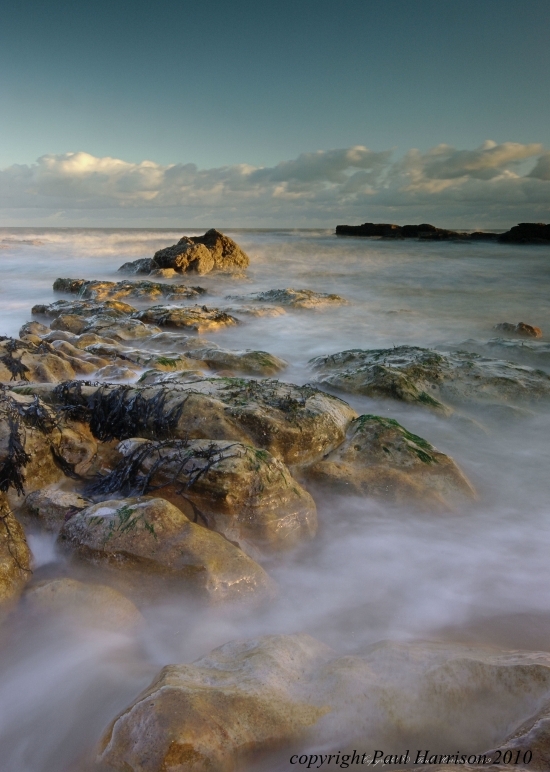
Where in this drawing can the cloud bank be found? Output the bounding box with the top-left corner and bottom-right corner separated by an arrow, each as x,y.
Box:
1,141 -> 549,227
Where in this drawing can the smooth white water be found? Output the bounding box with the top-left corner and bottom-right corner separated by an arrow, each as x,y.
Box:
1,228 -> 550,770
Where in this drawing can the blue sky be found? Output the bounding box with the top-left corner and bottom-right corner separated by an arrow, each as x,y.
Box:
1,0 -> 549,226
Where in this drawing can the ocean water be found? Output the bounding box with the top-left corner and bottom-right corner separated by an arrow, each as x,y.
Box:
1,228 -> 550,770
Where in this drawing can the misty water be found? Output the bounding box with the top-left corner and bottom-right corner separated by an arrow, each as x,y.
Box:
1,228 -> 550,770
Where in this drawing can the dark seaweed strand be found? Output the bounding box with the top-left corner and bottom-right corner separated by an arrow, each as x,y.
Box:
0,501 -> 32,575
0,391 -> 31,495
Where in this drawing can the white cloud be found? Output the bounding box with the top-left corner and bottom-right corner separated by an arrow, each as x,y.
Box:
1,142 -> 549,227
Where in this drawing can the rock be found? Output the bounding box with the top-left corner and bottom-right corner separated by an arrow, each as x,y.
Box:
96,634 -> 331,772
32,299 -> 136,319
450,338 -> 550,371
19,321 -> 50,337
49,377 -> 357,466
0,337 -> 79,383
58,496 -> 274,604
149,268 -> 178,278
23,486 -> 92,532
85,317 -> 162,341
117,257 -> 158,274
148,230 -> 250,275
229,288 -> 347,309
23,578 -> 143,631
0,496 -> 32,612
335,222 -> 472,240
223,304 -> 286,318
95,635 -> 550,772
304,414 -> 475,508
487,701 -> 550,771
96,438 -> 317,555
94,365 -> 138,381
310,346 -> 550,414
132,305 -> 239,333
494,322 -> 543,338
53,277 -> 206,302
498,222 -> 550,244
183,346 -> 287,376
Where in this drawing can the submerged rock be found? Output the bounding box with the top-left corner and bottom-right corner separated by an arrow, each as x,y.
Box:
96,438 -> 317,555
0,496 -> 32,612
53,277 -> 206,302
23,578 -> 143,631
47,378 -> 357,466
58,496 -> 273,604
117,257 -> 157,274
177,346 -> 287,376
304,414 -> 475,508
133,305 -> 238,333
228,287 -> 347,309
310,345 -> 550,413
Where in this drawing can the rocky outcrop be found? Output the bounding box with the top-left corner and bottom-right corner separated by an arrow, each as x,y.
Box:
335,222 -> 491,240
133,305 -> 239,333
53,278 -> 207,302
23,578 -> 143,631
0,336 -> 94,383
310,346 -> 550,414
58,496 -> 274,604
44,378 -> 358,466
304,414 -> 475,508
228,287 -> 347,309
118,229 -> 250,276
95,635 -> 550,772
0,495 -> 31,612
498,222 -> 550,244
494,321 -> 543,338
94,438 -> 317,555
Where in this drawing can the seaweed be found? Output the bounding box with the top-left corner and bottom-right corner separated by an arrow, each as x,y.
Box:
0,339 -> 30,381
0,393 -> 31,495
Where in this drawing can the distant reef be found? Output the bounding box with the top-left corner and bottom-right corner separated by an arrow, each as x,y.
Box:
335,221 -> 550,244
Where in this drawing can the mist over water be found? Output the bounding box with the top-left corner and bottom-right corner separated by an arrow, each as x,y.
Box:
1,228 -> 550,770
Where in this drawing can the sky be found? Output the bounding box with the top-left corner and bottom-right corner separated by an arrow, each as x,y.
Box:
1,0 -> 549,227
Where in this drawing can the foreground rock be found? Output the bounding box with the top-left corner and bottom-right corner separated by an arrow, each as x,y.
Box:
96,438 -> 317,555
228,287 -> 347,309
58,496 -> 273,604
310,346 -> 550,414
304,414 -> 475,508
0,496 -> 31,613
119,229 -> 250,275
0,336 -> 99,382
44,378 -> 358,466
23,578 -> 143,631
94,635 -> 550,772
488,699 -> 550,771
53,277 -> 206,302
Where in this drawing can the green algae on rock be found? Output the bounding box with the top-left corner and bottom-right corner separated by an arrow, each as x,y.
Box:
58,496 -> 274,604
304,414 -> 476,509
310,345 -> 550,414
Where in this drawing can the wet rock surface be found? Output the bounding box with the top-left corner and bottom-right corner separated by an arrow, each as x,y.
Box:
133,304 -> 239,332
58,496 -> 274,604
304,414 -> 475,508
53,277 -> 207,302
494,321 -> 543,338
0,495 -> 31,611
228,287 -> 347,309
310,345 -> 550,413
96,437 -> 317,555
43,377 -> 358,466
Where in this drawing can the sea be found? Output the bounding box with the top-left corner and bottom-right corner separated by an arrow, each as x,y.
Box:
1,227 -> 550,770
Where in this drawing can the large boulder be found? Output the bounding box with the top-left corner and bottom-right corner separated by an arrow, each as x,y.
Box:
45,377 -> 358,466
139,229 -> 250,275
310,346 -> 550,414
58,496 -> 274,604
304,414 -> 475,508
94,635 -> 550,772
0,495 -> 32,613
95,438 -> 317,555
53,278 -> 206,303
